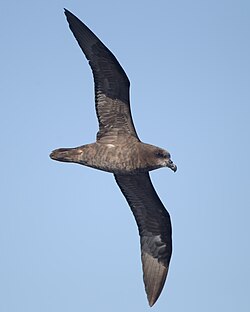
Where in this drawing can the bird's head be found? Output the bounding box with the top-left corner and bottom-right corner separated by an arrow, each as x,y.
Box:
153,147 -> 177,172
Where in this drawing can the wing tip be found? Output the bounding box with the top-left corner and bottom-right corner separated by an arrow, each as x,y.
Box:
64,8 -> 77,22
142,252 -> 169,307
64,8 -> 70,16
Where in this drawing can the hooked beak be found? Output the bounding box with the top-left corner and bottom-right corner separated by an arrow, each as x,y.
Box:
167,159 -> 177,172
50,147 -> 82,163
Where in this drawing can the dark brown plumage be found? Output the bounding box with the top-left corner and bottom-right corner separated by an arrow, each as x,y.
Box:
50,9 -> 177,306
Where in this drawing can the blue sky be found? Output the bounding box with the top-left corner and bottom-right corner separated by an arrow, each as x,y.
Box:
1,1 -> 250,311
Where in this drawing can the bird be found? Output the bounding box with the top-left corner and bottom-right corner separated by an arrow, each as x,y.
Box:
50,9 -> 177,307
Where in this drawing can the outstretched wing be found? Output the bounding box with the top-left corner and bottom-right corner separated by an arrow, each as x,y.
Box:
114,173 -> 172,306
64,9 -> 139,143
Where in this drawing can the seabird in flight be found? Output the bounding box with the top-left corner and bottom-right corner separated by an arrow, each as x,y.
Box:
50,9 -> 177,306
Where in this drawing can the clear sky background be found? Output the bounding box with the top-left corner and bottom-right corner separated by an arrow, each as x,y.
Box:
1,1 -> 250,311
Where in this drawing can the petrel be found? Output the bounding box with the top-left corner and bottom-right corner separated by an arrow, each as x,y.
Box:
50,9 -> 177,306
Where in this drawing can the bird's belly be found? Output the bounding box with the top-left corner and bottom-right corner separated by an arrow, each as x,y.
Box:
80,143 -> 143,174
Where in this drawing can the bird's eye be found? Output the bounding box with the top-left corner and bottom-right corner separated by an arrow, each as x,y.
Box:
156,152 -> 165,158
